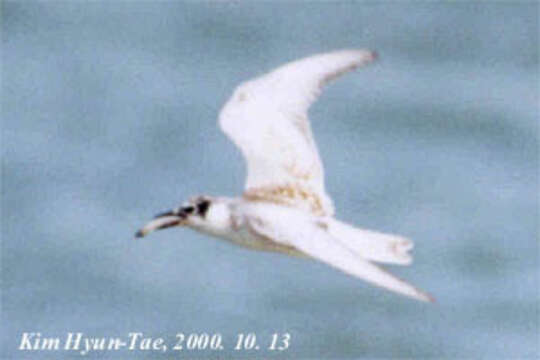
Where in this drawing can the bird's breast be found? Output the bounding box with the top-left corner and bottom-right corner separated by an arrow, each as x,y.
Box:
220,217 -> 303,257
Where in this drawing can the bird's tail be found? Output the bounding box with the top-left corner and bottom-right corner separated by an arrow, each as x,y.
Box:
326,219 -> 413,265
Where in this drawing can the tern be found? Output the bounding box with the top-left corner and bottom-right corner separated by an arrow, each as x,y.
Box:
136,49 -> 433,302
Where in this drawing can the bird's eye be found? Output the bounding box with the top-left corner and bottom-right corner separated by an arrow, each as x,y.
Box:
196,200 -> 210,216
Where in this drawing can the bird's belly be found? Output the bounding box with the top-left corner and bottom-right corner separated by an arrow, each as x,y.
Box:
224,225 -> 305,257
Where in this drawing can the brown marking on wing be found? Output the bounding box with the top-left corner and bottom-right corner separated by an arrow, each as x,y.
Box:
243,183 -> 326,216
284,162 -> 313,181
315,220 -> 329,231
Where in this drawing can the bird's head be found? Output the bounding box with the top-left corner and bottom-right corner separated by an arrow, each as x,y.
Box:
135,196 -> 214,238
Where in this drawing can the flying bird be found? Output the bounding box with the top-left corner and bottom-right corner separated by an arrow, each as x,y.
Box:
136,49 -> 433,302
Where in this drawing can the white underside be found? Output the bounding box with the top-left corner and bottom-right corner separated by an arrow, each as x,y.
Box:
188,199 -> 432,302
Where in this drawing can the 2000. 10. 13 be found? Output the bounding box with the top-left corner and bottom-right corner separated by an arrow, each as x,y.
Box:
172,333 -> 290,351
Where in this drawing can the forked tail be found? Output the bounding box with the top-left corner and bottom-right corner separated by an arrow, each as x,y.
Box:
327,219 -> 414,265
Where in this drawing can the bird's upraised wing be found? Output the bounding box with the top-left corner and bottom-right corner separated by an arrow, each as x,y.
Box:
219,50 -> 377,216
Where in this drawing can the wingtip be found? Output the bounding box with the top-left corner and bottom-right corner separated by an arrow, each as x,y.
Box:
426,293 -> 437,303
353,48 -> 378,63
351,49 -> 378,68
417,290 -> 436,303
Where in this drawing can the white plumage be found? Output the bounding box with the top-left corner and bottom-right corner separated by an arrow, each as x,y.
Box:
219,50 -> 376,216
240,203 -> 430,302
137,49 -> 433,303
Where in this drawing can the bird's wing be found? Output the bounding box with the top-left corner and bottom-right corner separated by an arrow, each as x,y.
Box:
244,206 -> 433,302
219,49 -> 377,216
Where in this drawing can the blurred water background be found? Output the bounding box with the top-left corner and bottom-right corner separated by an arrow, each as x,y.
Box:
2,1 -> 538,359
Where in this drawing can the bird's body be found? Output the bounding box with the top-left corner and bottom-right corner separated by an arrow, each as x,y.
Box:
136,49 -> 434,302
196,198 -> 304,256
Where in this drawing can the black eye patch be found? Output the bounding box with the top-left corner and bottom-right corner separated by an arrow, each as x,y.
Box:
196,200 -> 210,217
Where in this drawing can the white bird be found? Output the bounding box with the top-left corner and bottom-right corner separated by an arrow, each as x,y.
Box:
136,49 -> 434,302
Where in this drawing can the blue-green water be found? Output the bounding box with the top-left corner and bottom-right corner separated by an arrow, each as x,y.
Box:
2,2 -> 538,358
